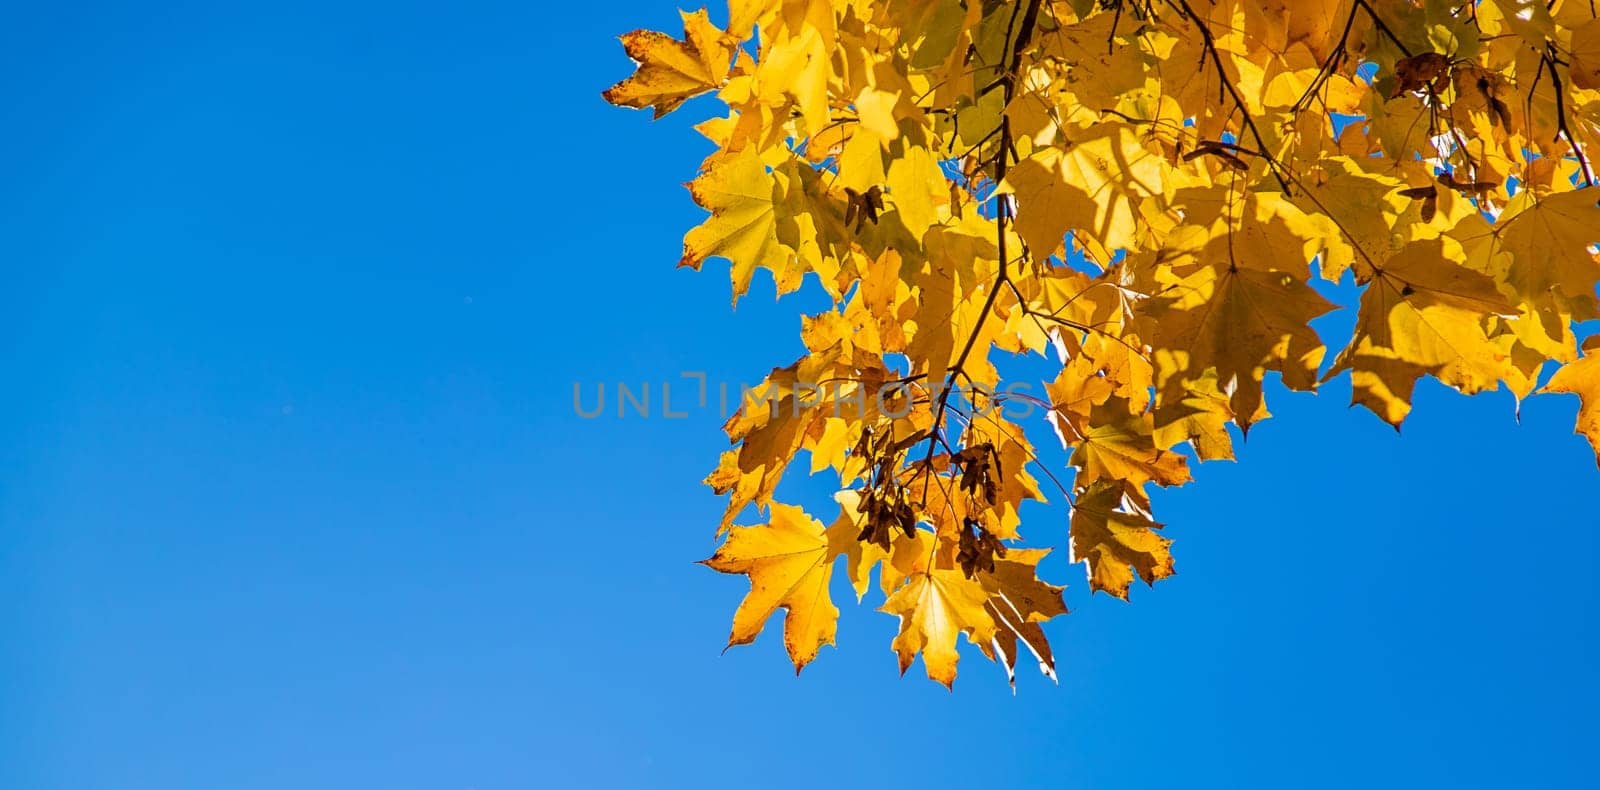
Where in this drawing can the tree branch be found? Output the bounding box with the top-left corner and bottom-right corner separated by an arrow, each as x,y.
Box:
1544,44 -> 1597,187
1167,0 -> 1294,193
919,0 -> 1043,496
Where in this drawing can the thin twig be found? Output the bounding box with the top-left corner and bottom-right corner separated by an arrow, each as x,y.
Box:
1167,0 -> 1294,193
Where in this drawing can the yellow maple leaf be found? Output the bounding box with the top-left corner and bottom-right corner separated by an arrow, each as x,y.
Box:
904,229 -> 995,388
1543,336 -> 1600,468
1146,256 -> 1335,428
602,9 -> 732,119
1467,190 -> 1600,317
1001,122 -> 1165,260
1070,480 -> 1174,600
1327,238 -> 1518,427
1570,18 -> 1600,91
975,548 -> 1068,688
1067,398 -> 1192,489
701,503 -> 841,673
680,148 -> 799,303
1153,371 -> 1244,462
881,567 -> 998,689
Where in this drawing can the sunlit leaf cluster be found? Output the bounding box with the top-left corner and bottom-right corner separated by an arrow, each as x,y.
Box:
605,0 -> 1600,688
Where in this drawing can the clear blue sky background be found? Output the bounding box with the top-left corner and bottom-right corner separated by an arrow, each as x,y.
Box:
4,2 -> 1599,788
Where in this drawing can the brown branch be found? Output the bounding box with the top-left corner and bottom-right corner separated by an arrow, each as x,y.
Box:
1352,0 -> 1413,58
1289,6 -> 1360,115
1167,0 -> 1294,193
919,0 -> 1043,501
1544,44 -> 1597,187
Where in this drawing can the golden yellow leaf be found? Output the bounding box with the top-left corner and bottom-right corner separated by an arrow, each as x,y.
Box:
1045,350 -> 1119,439
1570,19 -> 1600,91
1070,480 -> 1173,600
1543,336 -> 1600,468
904,227 -> 996,388
602,9 -> 732,118
1002,123 -> 1165,259
701,503 -> 840,673
881,568 -> 997,689
1327,238 -> 1518,427
1467,190 -> 1600,317
1291,158 -> 1410,281
760,26 -> 831,135
975,548 -> 1068,687
680,147 -> 794,303
885,142 -> 946,238
1146,256 -> 1335,428
1068,398 -> 1192,489
1153,371 -> 1243,461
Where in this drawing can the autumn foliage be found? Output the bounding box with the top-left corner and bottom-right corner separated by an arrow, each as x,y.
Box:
604,0 -> 1600,688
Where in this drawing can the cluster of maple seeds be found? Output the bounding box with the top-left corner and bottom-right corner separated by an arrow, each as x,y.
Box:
607,0 -> 1600,688
850,425 -> 922,550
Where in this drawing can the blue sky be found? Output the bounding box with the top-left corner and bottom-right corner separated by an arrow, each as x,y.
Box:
3,2 -> 1598,788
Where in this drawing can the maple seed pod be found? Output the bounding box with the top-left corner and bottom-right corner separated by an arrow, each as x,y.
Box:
1390,52 -> 1452,98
